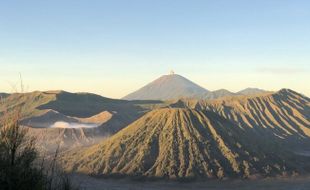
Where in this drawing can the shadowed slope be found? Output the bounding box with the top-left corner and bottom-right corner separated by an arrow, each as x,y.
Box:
0,90 -> 144,119
204,88 -> 268,100
237,88 -> 267,95
205,89 -> 237,99
0,92 -> 10,99
62,108 -> 305,179
23,110 -> 115,151
21,109 -> 79,128
1,91 -> 147,151
1,90 -> 145,130
38,91 -> 140,118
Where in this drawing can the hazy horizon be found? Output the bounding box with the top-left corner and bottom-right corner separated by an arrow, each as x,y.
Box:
1,0 -> 309,98
0,72 -> 308,99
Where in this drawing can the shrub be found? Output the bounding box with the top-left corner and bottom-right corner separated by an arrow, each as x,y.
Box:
0,84 -> 78,190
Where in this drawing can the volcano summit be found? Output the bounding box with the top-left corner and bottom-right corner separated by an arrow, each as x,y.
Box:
123,73 -> 209,100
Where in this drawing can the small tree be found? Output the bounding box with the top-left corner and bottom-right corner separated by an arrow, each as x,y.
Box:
0,95 -> 44,190
0,78 -> 78,190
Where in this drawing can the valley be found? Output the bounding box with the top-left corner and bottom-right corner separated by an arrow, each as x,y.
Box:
1,74 -> 309,188
70,174 -> 310,190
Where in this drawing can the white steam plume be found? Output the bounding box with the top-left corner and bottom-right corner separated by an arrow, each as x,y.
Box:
50,121 -> 99,128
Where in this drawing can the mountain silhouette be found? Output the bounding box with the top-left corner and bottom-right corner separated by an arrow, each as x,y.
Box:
123,74 -> 208,100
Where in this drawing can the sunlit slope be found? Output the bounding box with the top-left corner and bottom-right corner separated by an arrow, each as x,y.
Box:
0,91 -> 57,118
123,74 -> 208,100
62,108 -> 304,179
170,89 -> 310,140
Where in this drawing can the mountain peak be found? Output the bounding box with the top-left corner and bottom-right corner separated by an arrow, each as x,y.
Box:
123,74 -> 208,100
237,87 -> 267,95
278,88 -> 295,94
276,88 -> 309,100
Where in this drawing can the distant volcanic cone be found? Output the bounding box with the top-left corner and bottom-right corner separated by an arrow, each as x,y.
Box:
122,73 -> 208,100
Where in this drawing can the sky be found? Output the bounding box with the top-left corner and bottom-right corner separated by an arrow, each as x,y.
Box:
0,0 -> 309,98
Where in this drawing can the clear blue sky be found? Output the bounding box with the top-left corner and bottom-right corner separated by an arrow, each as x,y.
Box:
0,0 -> 309,98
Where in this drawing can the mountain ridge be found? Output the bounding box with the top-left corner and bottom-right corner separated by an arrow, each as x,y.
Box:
1,90 -> 147,150
62,108 -> 308,179
170,88 -> 310,145
237,88 -> 267,95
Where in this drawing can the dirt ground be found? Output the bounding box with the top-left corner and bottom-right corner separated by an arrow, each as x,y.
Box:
70,174 -> 310,190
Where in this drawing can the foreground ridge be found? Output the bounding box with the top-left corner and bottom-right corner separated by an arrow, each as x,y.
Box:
62,108 -> 307,179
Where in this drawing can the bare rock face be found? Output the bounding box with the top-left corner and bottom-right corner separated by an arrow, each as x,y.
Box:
62,108 -> 306,179
185,89 -> 310,142
123,74 -> 208,100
